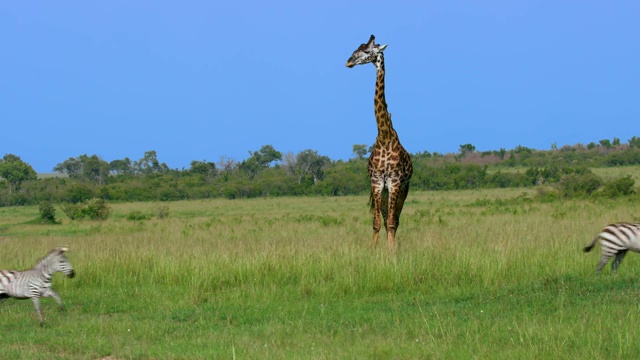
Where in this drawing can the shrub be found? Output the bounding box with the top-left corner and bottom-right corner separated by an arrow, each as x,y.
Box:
556,173 -> 602,198
61,202 -> 85,220
84,198 -> 111,220
38,201 -> 58,224
61,198 -> 112,220
601,176 -> 636,198
156,206 -> 170,219
126,210 -> 148,221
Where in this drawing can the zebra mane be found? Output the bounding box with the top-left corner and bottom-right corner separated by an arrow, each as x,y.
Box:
34,247 -> 69,270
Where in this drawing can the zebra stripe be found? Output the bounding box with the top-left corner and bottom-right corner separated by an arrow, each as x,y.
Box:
583,223 -> 640,273
0,247 -> 76,326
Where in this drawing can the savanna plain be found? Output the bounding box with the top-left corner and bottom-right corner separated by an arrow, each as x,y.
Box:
1,187 -> 640,359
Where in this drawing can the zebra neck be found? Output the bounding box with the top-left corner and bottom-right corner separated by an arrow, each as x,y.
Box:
35,264 -> 54,282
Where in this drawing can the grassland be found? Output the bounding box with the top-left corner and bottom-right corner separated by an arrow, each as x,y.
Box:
1,188 -> 640,359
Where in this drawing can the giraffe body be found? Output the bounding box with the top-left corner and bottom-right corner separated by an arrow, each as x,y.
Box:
347,35 -> 413,251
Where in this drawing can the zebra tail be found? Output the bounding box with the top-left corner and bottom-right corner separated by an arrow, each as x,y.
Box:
583,235 -> 600,252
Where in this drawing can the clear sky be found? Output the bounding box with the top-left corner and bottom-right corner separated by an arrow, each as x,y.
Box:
1,1 -> 639,173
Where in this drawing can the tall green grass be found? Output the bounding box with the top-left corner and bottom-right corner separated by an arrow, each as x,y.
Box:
0,189 -> 640,358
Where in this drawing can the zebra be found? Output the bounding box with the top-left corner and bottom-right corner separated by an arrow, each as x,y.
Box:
0,246 -> 76,326
583,223 -> 640,273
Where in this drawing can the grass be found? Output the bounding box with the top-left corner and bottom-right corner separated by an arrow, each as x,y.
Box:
1,189 -> 640,358
487,164 -> 640,183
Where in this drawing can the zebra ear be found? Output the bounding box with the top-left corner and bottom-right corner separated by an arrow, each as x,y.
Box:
59,246 -> 69,253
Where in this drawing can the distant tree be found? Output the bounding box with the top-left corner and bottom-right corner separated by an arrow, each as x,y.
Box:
0,154 -> 37,194
282,152 -> 301,183
352,144 -> 369,159
612,137 -> 621,146
412,150 -> 432,160
514,145 -> 532,154
82,155 -> 110,185
297,150 -> 330,184
217,156 -> 236,172
133,150 -> 169,175
599,139 -> 612,149
54,154 -> 109,185
459,144 -> 476,157
240,145 -> 282,179
629,136 -> 640,148
217,156 -> 237,182
284,150 -> 330,184
189,160 -> 217,182
551,142 -> 557,151
587,142 -> 597,150
110,158 -> 134,175
253,145 -> 282,166
53,157 -> 83,179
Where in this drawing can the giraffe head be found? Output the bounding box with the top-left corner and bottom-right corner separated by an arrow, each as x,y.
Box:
346,35 -> 387,69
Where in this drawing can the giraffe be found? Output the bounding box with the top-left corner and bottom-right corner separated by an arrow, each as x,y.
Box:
346,35 -> 413,252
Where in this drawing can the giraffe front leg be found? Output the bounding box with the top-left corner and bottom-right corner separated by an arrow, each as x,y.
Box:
370,184 -> 384,249
31,297 -> 45,327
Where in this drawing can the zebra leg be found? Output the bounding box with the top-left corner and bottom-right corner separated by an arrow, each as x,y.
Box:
41,288 -> 64,311
31,297 -> 45,326
612,250 -> 628,271
596,255 -> 612,273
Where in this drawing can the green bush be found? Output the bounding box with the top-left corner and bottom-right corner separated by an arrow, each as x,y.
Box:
126,210 -> 148,221
61,198 -> 112,220
601,176 -> 636,198
556,173 -> 603,198
156,206 -> 170,219
38,200 -> 58,224
84,198 -> 111,220
61,202 -> 85,220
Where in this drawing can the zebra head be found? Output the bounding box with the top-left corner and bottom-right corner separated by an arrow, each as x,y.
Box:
37,246 -> 76,278
56,247 -> 75,278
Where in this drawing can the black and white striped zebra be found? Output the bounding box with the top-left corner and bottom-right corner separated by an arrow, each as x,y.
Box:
583,223 -> 640,273
0,246 -> 76,326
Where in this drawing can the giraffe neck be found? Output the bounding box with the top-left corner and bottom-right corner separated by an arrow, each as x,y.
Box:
373,54 -> 396,143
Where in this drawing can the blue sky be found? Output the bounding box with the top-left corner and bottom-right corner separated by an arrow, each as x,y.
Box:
1,1 -> 639,173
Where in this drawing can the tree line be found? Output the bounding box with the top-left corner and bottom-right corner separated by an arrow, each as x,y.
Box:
1,136 -> 639,207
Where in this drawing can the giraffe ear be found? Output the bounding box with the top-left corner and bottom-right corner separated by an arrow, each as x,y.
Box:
59,246 -> 69,253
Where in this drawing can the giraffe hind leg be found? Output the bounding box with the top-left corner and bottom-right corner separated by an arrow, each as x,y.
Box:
385,181 -> 409,252
393,180 -> 410,231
